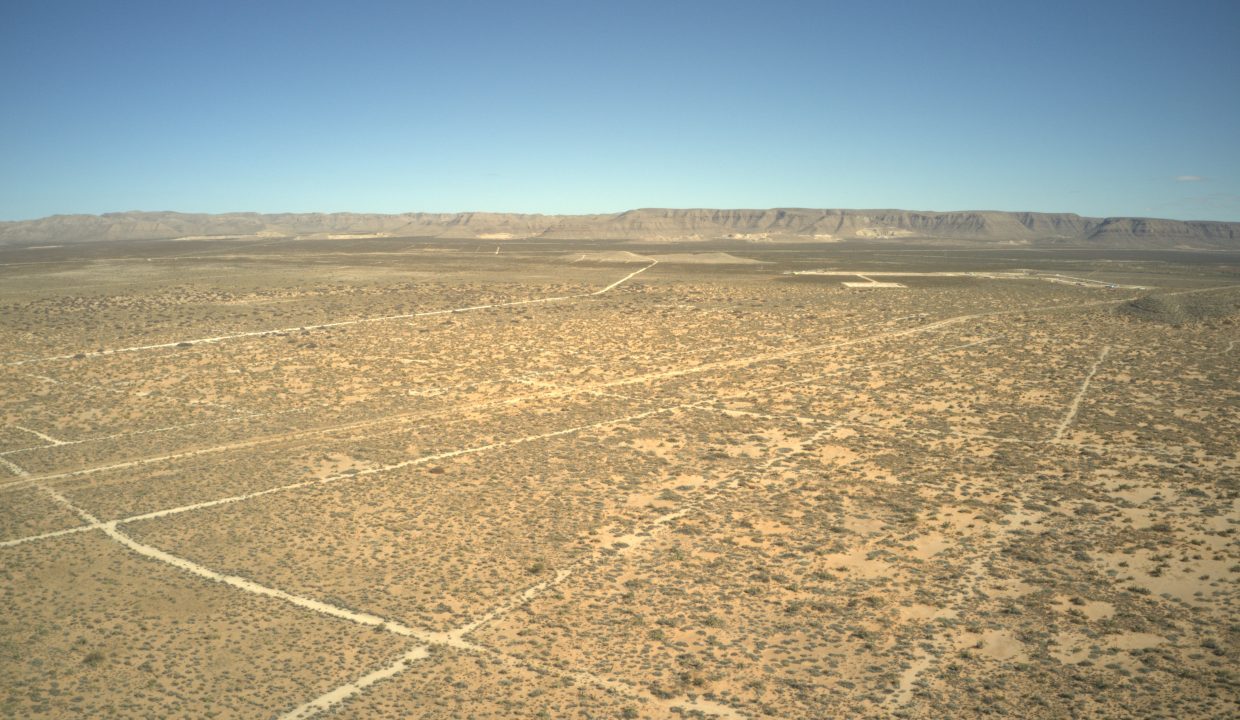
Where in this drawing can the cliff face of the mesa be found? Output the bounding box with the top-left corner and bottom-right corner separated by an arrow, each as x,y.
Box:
3,208 -> 1238,248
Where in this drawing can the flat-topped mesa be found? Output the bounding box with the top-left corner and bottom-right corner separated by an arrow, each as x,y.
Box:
2,208 -> 1238,248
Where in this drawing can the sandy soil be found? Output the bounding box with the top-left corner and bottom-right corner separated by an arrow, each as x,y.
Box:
1,240 -> 1236,718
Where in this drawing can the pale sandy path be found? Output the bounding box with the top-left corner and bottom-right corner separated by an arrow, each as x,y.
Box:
0,521 -> 104,548
2,337 -> 686,459
4,280 -> 1235,718
8,284 -> 1233,491
0,403 -> 701,548
21,369 -> 249,416
1052,345 -> 1112,441
277,646 -> 431,720
2,457 -> 102,532
0,408 -> 307,459
17,286 -> 1239,715
707,403 -> 1231,465
0,297 -> 1125,493
606,286 -> 1232,432
0,365 -> 683,494
885,555 -> 988,709
0,377 -> 631,490
282,426 -> 802,720
0,455 -> 32,480
3,261 -> 657,367
0,315 -> 946,537
9,424 -> 66,446
0,340 -> 706,466
752,337 -> 996,394
9,411 -> 747,719
735,345 -> 1215,462
7,286 -> 1234,513
0,327 -> 991,542
711,405 -> 1034,446
4,456 -> 453,644
6,335 -> 1059,547
9,453 -> 454,720
561,291 -> 1159,395
7,367 -> 817,720
99,522 -> 447,643
0,313 -> 908,494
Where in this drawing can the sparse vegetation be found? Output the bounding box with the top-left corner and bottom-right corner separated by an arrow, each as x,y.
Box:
1,239 -> 1236,718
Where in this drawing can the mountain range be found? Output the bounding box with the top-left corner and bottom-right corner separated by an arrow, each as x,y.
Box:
2,209 -> 1238,249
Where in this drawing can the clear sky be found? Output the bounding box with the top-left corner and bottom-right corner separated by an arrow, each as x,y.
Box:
2,0 -> 1238,221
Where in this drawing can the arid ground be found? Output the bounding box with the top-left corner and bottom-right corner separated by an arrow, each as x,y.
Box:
1,237 -> 1237,718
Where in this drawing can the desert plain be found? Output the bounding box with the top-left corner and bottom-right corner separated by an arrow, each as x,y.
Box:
0,235 -> 1237,719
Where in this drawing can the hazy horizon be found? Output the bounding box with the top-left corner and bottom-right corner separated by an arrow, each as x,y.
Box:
6,205 -> 1240,226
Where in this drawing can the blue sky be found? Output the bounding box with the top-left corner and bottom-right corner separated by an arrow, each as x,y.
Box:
2,0 -> 1238,221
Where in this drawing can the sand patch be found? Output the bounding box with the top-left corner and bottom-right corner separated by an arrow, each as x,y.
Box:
957,629 -> 1027,661
652,252 -> 768,264
898,603 -> 957,623
565,251 -> 765,264
1051,595 -> 1115,620
819,443 -> 861,464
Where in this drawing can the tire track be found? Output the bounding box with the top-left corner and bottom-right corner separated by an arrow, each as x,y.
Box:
6,287 -> 1183,490
1,403 -> 702,548
279,430 -> 811,720
1052,345 -> 1111,441
0,408 -> 308,459
5,262 -> 657,367
0,328 -> 994,544
0,331 -> 1020,545
9,424 -> 67,446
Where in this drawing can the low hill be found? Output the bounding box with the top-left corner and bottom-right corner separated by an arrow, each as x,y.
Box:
1118,292 -> 1240,326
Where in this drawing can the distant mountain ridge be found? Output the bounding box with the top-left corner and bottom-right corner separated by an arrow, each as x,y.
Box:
2,208 -> 1238,249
